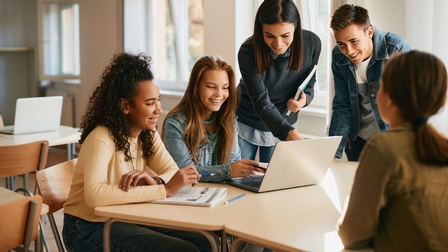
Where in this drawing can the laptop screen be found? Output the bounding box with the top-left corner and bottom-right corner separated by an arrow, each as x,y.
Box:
0,96 -> 63,135
228,136 -> 342,193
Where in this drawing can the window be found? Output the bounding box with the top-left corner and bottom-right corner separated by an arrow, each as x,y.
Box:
124,0 -> 330,110
124,0 -> 204,91
39,2 -> 80,80
298,0 -> 331,110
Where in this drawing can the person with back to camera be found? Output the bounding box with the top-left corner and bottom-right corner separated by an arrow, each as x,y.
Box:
328,4 -> 411,161
236,0 -> 321,162
338,50 -> 448,251
62,52 -> 211,252
162,55 -> 261,183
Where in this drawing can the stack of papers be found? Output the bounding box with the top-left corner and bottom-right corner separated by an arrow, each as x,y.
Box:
151,187 -> 227,207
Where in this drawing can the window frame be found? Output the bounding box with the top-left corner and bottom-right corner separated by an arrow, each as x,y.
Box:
124,0 -> 203,91
37,0 -> 81,82
297,0 -> 331,112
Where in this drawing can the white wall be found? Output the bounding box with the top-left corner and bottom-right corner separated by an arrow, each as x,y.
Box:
202,0 -> 255,84
430,0 -> 448,135
63,0 -> 124,126
202,1 -> 237,69
366,0 -> 448,135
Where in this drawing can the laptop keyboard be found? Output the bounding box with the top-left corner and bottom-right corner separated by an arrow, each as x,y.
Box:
236,175 -> 264,187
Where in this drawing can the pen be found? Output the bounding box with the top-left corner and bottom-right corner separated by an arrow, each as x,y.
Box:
224,193 -> 247,204
201,173 -> 216,177
253,165 -> 267,172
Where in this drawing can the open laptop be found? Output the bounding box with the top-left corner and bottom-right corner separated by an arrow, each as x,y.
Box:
0,96 -> 63,135
228,136 -> 342,193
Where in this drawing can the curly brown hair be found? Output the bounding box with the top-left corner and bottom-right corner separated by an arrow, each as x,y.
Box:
79,52 -> 156,161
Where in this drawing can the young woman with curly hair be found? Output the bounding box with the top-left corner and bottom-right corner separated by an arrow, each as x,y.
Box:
62,52 -> 211,252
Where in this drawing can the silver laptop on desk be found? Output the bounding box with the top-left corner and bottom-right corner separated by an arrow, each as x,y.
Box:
228,136 -> 342,193
0,96 -> 63,135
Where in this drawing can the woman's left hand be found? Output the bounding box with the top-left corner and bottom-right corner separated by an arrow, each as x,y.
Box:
287,92 -> 306,113
119,170 -> 157,192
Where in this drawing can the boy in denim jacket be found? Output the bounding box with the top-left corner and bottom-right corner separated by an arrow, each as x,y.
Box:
328,4 -> 411,161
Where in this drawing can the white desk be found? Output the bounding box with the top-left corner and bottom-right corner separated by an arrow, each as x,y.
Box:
95,161 -> 358,252
225,160 -> 358,252
95,183 -> 244,252
0,125 -> 80,159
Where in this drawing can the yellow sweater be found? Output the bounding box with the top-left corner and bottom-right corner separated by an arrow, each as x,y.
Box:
64,126 -> 178,222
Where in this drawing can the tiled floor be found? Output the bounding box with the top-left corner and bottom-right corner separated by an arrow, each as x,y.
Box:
1,147 -> 69,252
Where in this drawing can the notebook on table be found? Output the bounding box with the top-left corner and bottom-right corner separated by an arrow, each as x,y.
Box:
151,187 -> 227,207
227,136 -> 342,193
0,96 -> 63,135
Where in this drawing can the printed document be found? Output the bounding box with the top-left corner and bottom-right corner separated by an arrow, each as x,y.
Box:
151,187 -> 227,207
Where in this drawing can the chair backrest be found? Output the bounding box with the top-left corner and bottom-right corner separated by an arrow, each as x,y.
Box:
0,194 -> 43,251
0,140 -> 49,177
35,158 -> 77,213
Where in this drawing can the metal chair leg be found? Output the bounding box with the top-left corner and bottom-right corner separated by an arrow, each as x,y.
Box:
48,213 -> 65,251
37,217 -> 50,252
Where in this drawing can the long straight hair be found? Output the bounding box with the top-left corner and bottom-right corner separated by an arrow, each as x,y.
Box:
382,50 -> 448,165
163,55 -> 237,165
245,0 -> 303,74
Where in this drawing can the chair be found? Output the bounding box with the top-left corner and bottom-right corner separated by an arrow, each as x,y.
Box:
0,140 -> 49,191
0,114 -> 4,127
35,158 -> 77,252
0,194 -> 43,252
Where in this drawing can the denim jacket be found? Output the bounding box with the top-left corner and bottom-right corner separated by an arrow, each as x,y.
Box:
163,110 -> 241,182
329,27 -> 411,158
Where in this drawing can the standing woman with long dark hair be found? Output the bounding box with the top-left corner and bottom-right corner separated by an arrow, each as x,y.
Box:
236,0 -> 321,162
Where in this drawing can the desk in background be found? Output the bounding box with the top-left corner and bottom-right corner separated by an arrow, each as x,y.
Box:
0,125 -> 80,160
95,160 -> 359,252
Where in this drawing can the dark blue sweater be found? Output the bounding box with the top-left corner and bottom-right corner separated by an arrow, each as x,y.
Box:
236,29 -> 321,140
